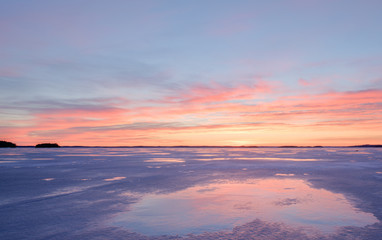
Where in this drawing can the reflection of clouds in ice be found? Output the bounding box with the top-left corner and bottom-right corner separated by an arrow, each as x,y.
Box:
41,186 -> 91,198
237,157 -> 319,161
119,192 -> 134,197
233,201 -> 253,210
344,151 -> 372,155
278,152 -> 300,155
104,177 -> 126,181
0,157 -> 28,161
195,157 -> 319,161
144,158 -> 185,163
42,178 -> 55,181
196,158 -> 228,161
112,178 -> 378,236
147,166 -> 161,168
151,152 -> 171,155
0,153 -> 23,156
274,198 -> 300,206
57,154 -> 133,157
275,173 -> 295,177
197,187 -> 218,193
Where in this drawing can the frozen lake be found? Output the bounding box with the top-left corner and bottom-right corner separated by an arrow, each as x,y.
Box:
1,147 -> 382,239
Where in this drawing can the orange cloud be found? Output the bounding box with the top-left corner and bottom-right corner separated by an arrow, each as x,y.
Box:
3,85 -> 382,146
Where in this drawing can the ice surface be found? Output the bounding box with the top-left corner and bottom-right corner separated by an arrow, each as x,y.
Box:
112,178 -> 377,236
104,177 -> 127,181
1,147 -> 382,240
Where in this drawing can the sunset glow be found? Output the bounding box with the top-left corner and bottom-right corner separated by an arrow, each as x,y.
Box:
1,0 -> 381,146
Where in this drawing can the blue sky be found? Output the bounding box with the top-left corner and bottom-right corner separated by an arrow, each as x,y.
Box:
1,0 -> 381,146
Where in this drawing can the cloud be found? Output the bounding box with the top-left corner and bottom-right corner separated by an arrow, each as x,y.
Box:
28,121 -> 192,137
163,80 -> 274,104
2,79 -> 381,146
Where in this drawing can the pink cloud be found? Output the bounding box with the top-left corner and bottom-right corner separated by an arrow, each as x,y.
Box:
298,78 -> 311,86
3,83 -> 382,146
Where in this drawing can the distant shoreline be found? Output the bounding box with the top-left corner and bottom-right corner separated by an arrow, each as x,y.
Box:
8,144 -> 382,148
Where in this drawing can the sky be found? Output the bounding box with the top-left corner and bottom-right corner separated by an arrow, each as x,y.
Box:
1,0 -> 382,146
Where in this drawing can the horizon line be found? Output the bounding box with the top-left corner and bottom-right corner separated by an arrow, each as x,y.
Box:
11,144 -> 382,148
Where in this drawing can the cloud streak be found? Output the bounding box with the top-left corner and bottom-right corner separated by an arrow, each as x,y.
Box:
2,82 -> 381,146
1,1 -> 382,146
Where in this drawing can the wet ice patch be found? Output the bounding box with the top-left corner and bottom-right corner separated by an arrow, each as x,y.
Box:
0,157 -> 28,161
197,187 -> 218,193
152,152 -> 171,155
104,177 -> 126,181
111,179 -> 377,236
144,158 -> 185,163
0,153 -> 23,156
274,198 -> 301,206
238,157 -> 318,161
147,166 -> 162,168
196,157 -> 319,161
275,173 -> 295,177
196,157 -> 227,161
42,178 -> 55,181
0,161 -> 16,163
344,151 -> 372,155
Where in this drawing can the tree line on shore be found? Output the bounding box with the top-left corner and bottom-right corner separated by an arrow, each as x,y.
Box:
1,140 -> 381,148
0,141 -> 60,148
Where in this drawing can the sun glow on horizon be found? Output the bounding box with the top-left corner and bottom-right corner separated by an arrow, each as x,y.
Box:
0,1 -> 381,146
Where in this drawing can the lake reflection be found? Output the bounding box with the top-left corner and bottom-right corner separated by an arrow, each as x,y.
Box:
113,178 -> 377,236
